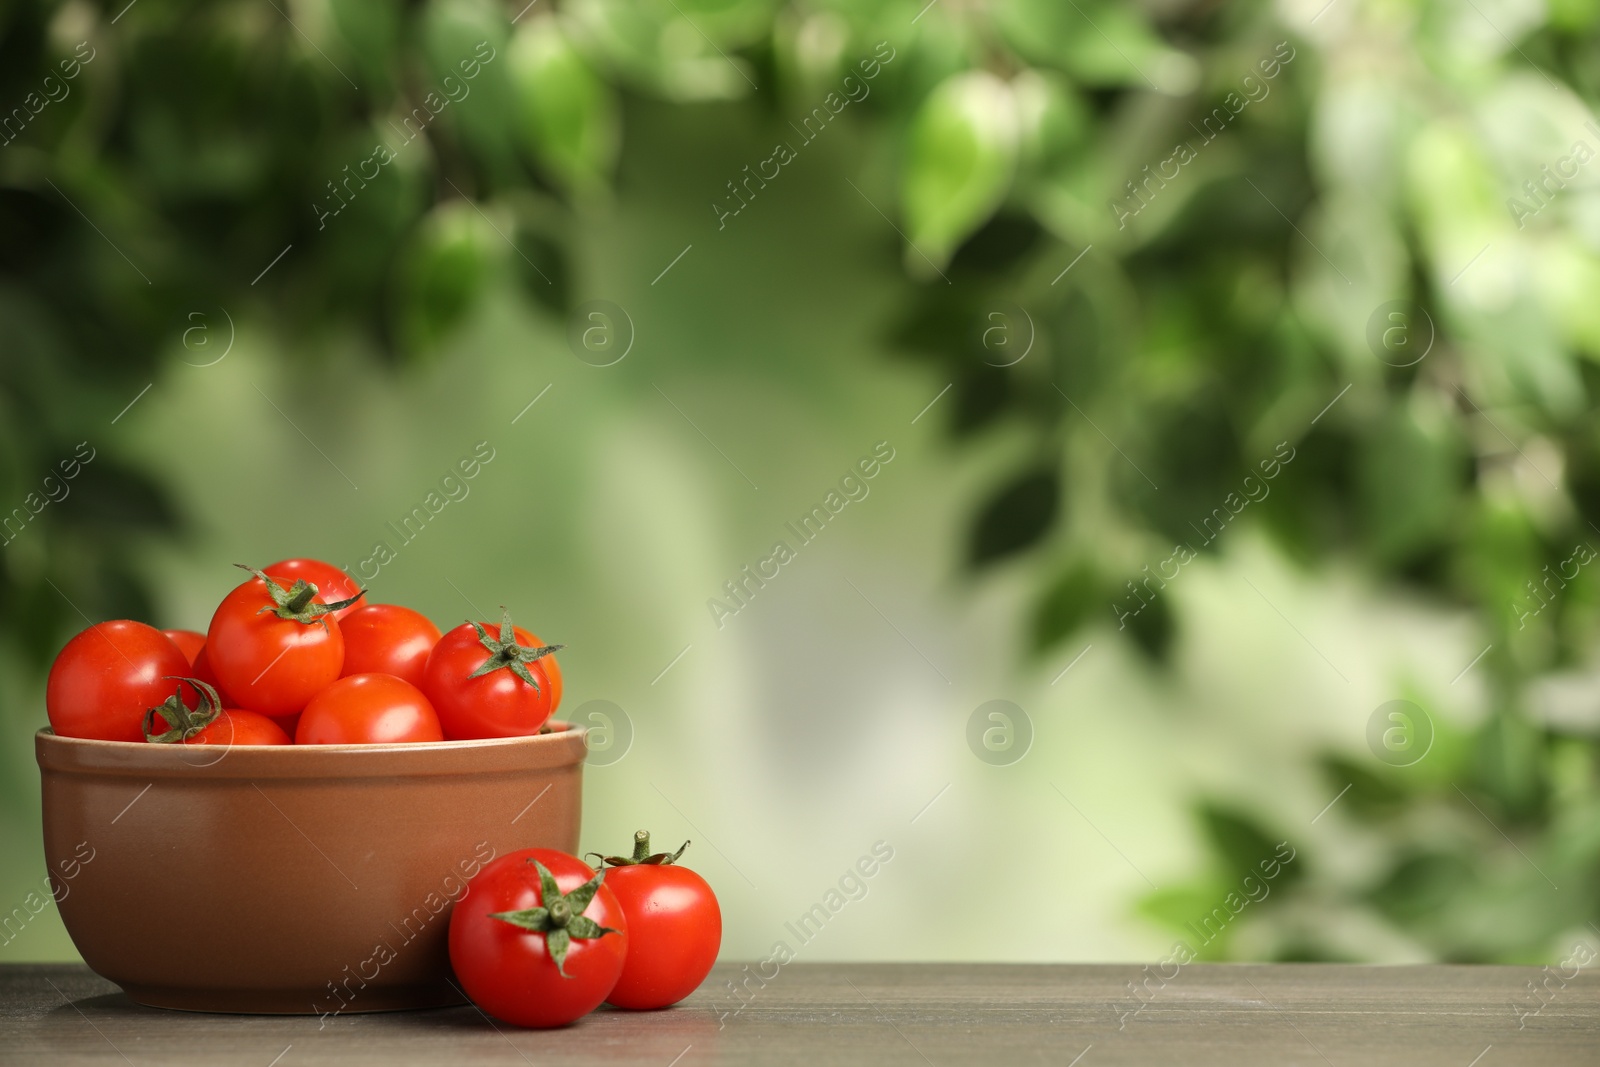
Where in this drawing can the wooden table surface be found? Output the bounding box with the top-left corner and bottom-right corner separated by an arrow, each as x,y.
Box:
3,962 -> 1595,1065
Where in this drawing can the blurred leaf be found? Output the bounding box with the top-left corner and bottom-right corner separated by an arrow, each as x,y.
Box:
1317,754 -> 1411,821
328,0 -> 402,95
1031,560 -> 1100,652
1120,584 -> 1174,663
392,200 -> 499,356
1358,396 -> 1468,569
1136,882 -> 1229,932
420,0 -> 518,177
900,70 -> 1019,276
968,464 -> 1058,567
1012,68 -> 1089,181
1197,802 -> 1300,886
994,0 -> 1182,89
509,18 -> 618,197
1548,0 -> 1600,30
1367,850 -> 1476,925
511,215 -> 570,315
50,460 -> 179,535
1470,710 -> 1548,823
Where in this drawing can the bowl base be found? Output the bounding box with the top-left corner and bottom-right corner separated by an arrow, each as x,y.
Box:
119,981 -> 466,1015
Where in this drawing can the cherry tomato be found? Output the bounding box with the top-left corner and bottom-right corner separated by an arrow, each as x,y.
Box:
422,611 -> 562,740
181,709 -> 291,745
190,643 -> 236,705
47,622 -> 191,742
449,849 -> 628,1028
527,631 -> 562,713
339,604 -> 441,689
262,558 -> 365,619
206,567 -> 358,717
144,680 -> 291,746
161,629 -> 206,665
598,833 -> 721,1010
295,673 -> 444,744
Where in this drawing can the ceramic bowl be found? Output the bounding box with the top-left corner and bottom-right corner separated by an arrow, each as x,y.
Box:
36,724 -> 585,1014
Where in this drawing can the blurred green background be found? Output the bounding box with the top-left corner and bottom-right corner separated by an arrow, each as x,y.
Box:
4,0 -> 1600,967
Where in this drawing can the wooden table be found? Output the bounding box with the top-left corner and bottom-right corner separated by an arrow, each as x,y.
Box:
4,962 -> 1595,1065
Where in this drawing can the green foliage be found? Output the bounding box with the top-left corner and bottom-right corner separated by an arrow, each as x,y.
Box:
4,0 -> 1599,965
901,70 -> 1019,275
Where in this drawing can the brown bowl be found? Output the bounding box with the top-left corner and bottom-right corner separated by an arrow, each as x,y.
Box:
36,723 -> 586,1015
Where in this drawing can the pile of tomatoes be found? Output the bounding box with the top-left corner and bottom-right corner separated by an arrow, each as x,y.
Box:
42,557 -> 724,1027
45,558 -> 563,746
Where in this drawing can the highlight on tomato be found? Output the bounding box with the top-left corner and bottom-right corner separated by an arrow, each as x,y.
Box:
422,610 -> 562,740
46,621 -> 192,742
449,849 -> 627,1028
295,672 -> 444,745
205,565 -> 363,717
596,831 -> 722,1010
143,678 -> 291,746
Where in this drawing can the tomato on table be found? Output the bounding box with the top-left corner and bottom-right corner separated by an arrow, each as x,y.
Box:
339,604 -> 441,689
422,611 -> 562,740
206,566 -> 361,717
597,832 -> 721,1010
449,849 -> 627,1028
295,673 -> 443,744
144,679 -> 291,746
47,621 -> 191,742
161,629 -> 206,665
262,558 -> 365,619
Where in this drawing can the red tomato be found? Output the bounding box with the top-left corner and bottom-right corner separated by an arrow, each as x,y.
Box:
422,612 -> 562,740
262,558 -> 365,619
190,642 -> 237,706
599,833 -> 722,1010
182,709 -> 291,745
449,849 -> 628,1028
206,568 -> 355,717
526,631 -> 563,713
162,629 -> 206,665
145,681 -> 291,746
339,604 -> 441,689
47,621 -> 191,742
295,673 -> 444,744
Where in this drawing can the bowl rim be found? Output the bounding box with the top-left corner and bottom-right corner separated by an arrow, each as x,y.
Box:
36,721 -> 588,778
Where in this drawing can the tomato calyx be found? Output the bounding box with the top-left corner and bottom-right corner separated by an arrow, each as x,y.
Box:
592,830 -> 690,868
236,564 -> 364,626
467,609 -> 563,691
143,677 -> 223,743
489,860 -> 617,977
